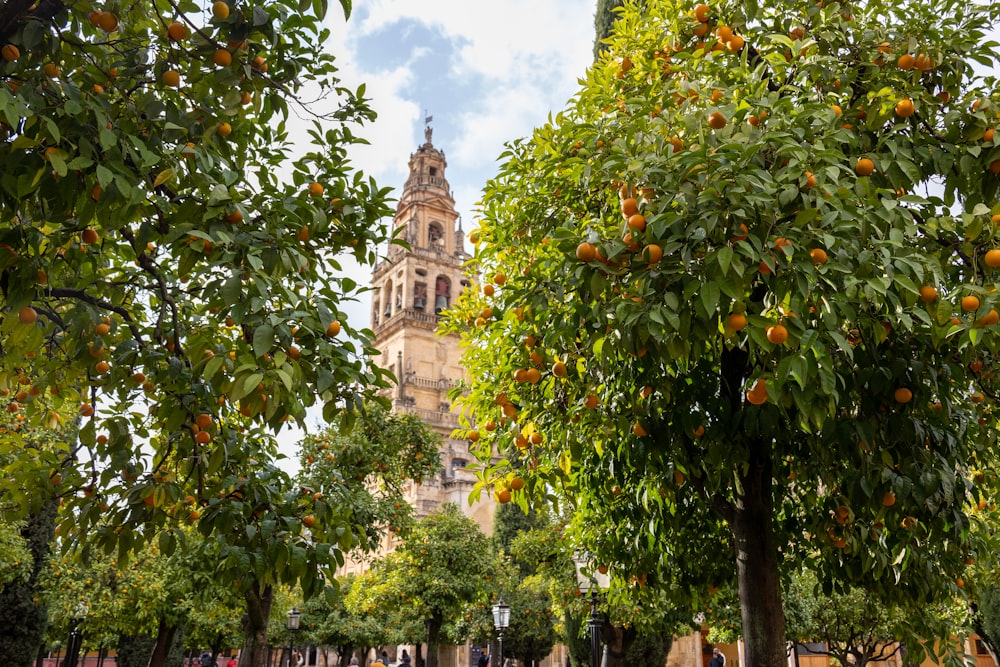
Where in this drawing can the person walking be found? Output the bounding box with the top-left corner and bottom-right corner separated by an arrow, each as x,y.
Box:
400,651 -> 411,667
710,647 -> 726,667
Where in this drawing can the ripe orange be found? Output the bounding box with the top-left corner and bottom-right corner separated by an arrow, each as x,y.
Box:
162,70 -> 181,87
95,360 -> 110,374
510,477 -> 525,491
726,312 -> 747,331
919,285 -> 938,302
583,394 -> 599,409
984,128 -> 995,143
897,53 -> 915,70
552,361 -> 567,377
493,272 -> 506,285
882,491 -> 896,506
991,160 -> 1000,175
855,157 -> 875,176
82,228 -> 99,244
746,378 -> 768,405
252,56 -> 267,72
308,182 -> 324,197
708,111 -> 727,129
643,244 -> 663,264
962,295 -> 981,312
525,368 -> 541,384
986,249 -> 1000,268
167,22 -> 189,41
628,214 -> 647,232
212,1 -> 231,19
241,91 -> 253,105
694,4 -> 710,22
194,430 -> 211,444
217,122 -> 232,137
716,26 -> 733,42
80,402 -> 95,417
894,98 -> 915,118
496,488 -> 512,504
530,432 -> 544,445
326,320 -> 341,336
621,197 -> 639,217
302,515 -> 316,527
977,309 -> 999,327
2,44 -> 20,62
213,49 -> 232,67
803,171 -> 817,188
809,248 -> 827,265
727,34 -> 745,51
632,422 -> 648,437
196,413 -> 213,429
18,306 -> 37,324
576,241 -> 597,262
766,324 -> 788,344
43,63 -> 60,78
894,387 -> 913,404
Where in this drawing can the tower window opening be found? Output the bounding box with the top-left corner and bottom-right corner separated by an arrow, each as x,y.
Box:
435,276 -> 451,313
413,282 -> 427,311
428,222 -> 443,247
429,167 -> 437,176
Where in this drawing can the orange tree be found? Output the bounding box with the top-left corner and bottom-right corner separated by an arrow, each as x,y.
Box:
0,0 -> 393,663
444,1 -> 1000,666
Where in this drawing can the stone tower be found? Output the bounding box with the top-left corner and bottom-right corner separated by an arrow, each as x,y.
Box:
368,123 -> 494,534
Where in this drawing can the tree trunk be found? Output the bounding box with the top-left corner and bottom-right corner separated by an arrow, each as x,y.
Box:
239,584 -> 274,667
148,620 -> 178,667
425,614 -> 443,667
730,439 -> 787,667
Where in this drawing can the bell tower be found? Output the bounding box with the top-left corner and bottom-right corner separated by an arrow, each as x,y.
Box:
369,122 -> 493,531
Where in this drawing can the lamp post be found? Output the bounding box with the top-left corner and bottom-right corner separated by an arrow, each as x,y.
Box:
573,553 -> 610,667
286,607 -> 301,667
491,598 -> 510,667
64,601 -> 89,667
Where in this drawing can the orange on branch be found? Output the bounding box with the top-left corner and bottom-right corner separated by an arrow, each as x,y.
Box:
894,387 -> 913,404
576,241 -> 597,262
17,307 -> 37,324
962,295 -> 981,312
855,157 -> 875,176
166,22 -> 189,41
985,249 -> 1000,268
708,111 -> 727,129
213,49 -> 232,67
726,312 -> 747,331
894,98 -> 915,118
621,197 -> 639,217
212,1 -> 230,19
919,286 -> 938,302
766,324 -> 788,344
162,70 -> 181,87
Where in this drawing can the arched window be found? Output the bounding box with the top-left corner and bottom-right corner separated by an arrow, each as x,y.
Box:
428,222 -> 443,247
373,298 -> 381,325
434,276 -> 451,313
413,282 -> 427,310
383,280 -> 394,316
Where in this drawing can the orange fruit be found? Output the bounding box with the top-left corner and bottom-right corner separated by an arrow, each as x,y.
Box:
977,309 -> 999,327
493,273 -> 506,285
241,91 -> 253,105
855,157 -> 875,176
80,402 -> 95,417
809,248 -> 827,265
643,244 -> 663,264
766,324 -> 788,344
326,320 -> 341,336
525,368 -> 541,384
167,22 -> 189,41
162,70 -> 181,87
496,488 -> 512,504
894,98 -> 915,118
894,387 -> 913,404
225,209 -> 243,223
962,295 -> 981,312
936,90 -> 951,104
308,182 -> 324,197
746,378 -> 768,405
194,430 -> 211,444
217,122 -> 233,137
98,11 -> 119,32
694,4 -> 710,22
881,491 -> 896,507
919,285 -> 937,302
708,111 -> 727,129
196,413 -> 213,429
212,1 -> 231,19
628,214 -> 647,232
726,312 -> 747,331
583,394 -> 599,409
82,228 -> 99,244
43,63 -> 60,77
213,49 -> 232,67
727,34 -> 744,51
509,477 -> 524,491
1,44 -> 20,62
985,249 -> 1000,268
632,422 -> 648,437
984,128 -> 995,143
302,515 -> 316,527
95,360 -> 110,374
576,241 -> 597,261
803,171 -> 817,188
990,159 -> 1000,175
552,361 -> 567,377
252,56 -> 267,72
716,26 -> 733,42
621,197 -> 639,217
897,53 -> 915,70
18,306 -> 37,324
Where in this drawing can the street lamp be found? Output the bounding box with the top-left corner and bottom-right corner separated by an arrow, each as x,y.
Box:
64,601 -> 89,667
573,553 -> 610,667
491,598 -> 510,667
286,607 -> 301,667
